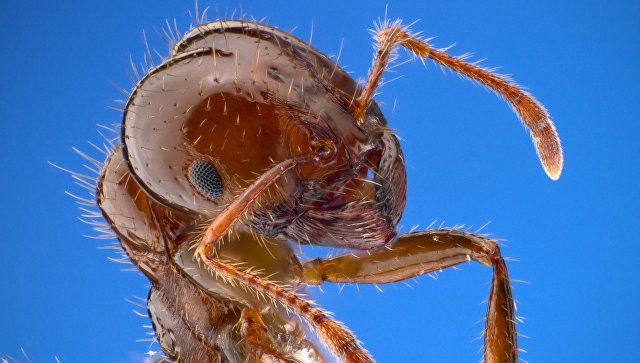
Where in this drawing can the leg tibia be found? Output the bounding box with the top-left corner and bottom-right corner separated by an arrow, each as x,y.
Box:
302,229 -> 517,363
302,229 -> 499,284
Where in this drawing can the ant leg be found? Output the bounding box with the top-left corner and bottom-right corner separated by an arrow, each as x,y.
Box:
194,157 -> 374,363
354,21 -> 562,180
239,308 -> 299,363
302,229 -> 517,363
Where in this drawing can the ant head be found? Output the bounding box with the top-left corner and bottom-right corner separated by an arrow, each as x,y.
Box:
121,21 -> 406,233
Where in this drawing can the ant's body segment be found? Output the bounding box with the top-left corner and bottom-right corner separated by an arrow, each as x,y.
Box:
89,16 -> 561,363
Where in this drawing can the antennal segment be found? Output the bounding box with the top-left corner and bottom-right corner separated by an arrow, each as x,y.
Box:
354,21 -> 563,180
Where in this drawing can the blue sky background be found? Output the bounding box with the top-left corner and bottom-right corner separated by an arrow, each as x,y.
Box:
1,1 -> 638,362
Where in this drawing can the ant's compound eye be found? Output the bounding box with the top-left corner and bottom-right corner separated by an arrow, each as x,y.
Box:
188,160 -> 223,200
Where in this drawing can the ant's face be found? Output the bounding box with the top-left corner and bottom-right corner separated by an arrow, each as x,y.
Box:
120,21 -> 407,251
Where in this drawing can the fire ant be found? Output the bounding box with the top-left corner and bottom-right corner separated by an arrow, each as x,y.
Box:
91,14 -> 562,363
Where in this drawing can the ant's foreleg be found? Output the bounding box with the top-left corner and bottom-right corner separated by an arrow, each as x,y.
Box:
302,229 -> 517,363
194,157 -> 374,363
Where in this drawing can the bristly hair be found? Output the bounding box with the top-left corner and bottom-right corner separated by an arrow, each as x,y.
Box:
51,124 -> 118,243
52,124 -> 166,361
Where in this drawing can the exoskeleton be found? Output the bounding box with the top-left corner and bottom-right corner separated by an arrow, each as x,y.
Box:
95,18 -> 562,363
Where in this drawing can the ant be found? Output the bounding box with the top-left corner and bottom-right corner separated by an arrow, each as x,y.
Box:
89,13 -> 562,363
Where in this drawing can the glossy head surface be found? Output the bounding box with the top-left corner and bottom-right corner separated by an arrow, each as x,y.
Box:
123,21 -> 407,249
125,21 -> 349,210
